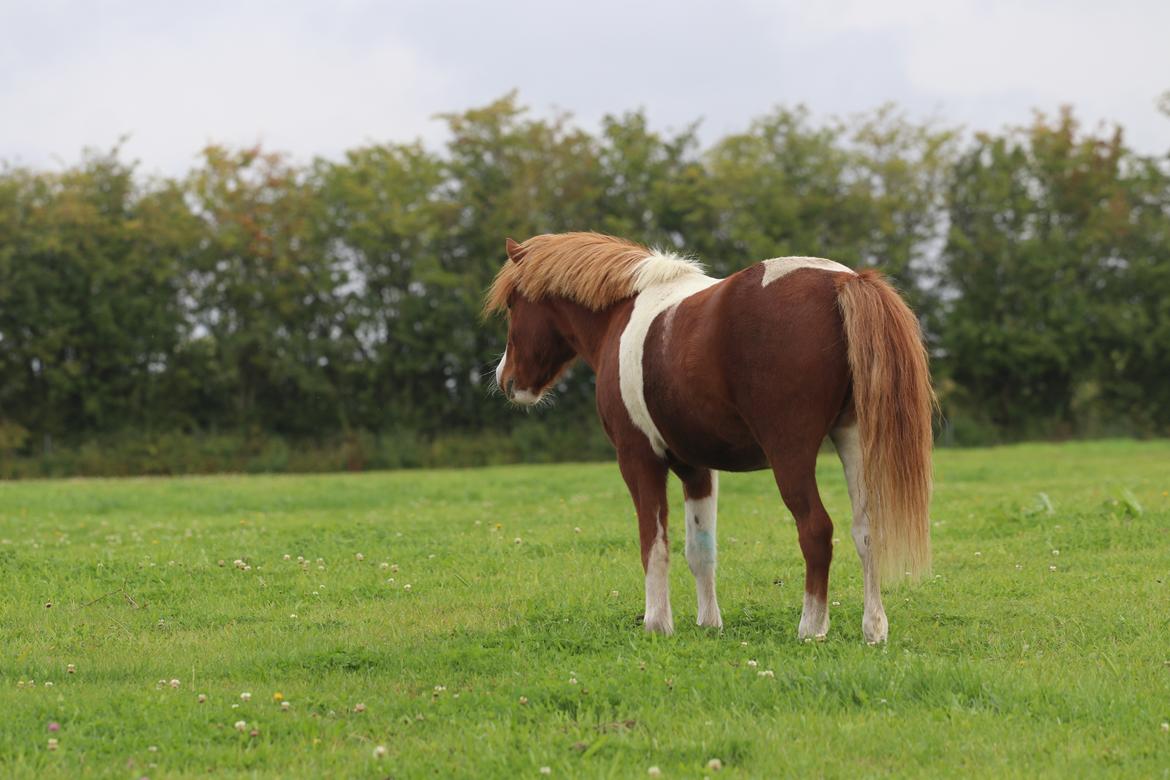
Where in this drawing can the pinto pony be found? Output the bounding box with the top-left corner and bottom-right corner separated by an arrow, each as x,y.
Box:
486,232 -> 933,642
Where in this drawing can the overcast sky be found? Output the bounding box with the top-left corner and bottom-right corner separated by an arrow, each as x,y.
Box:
2,0 -> 1167,176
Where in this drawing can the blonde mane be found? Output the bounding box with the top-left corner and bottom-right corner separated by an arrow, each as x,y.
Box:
484,232 -> 705,314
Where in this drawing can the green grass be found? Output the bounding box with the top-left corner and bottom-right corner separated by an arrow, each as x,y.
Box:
2,440 -> 1169,778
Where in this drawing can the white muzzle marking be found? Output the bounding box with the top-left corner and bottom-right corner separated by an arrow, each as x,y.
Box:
496,348 -> 542,406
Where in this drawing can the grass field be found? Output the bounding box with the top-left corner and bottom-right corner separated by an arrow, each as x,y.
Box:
2,440 -> 1169,778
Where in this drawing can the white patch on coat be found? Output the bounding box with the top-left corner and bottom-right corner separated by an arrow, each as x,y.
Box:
495,348 -> 507,387
760,256 -> 855,287
619,258 -> 719,457
684,472 -> 722,628
831,423 -> 888,643
643,511 -> 673,635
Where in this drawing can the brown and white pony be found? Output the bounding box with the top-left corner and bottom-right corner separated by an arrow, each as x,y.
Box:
486,232 -> 933,642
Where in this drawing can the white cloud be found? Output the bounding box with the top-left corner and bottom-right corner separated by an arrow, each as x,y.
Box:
776,0 -> 1170,146
0,1 -> 453,175
1,0 -> 1167,176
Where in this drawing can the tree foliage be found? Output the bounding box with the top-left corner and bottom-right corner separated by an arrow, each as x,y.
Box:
1,97 -> 1167,472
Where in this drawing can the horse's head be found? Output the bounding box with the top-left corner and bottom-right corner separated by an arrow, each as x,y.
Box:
494,238 -> 577,406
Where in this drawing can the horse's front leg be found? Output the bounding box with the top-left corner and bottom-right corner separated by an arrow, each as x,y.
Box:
618,452 -> 673,635
681,468 -> 722,628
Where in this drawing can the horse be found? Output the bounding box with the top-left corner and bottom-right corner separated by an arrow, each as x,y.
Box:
485,232 -> 933,643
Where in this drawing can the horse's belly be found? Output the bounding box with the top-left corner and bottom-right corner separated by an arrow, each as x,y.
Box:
651,401 -> 768,472
667,435 -> 769,472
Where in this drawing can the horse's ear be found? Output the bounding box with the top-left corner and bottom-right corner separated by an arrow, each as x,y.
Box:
505,237 -> 528,263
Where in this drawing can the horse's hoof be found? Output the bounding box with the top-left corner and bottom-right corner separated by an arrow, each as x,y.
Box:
862,613 -> 888,644
642,614 -> 674,635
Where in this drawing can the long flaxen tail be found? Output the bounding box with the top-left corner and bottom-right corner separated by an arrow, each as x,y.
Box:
835,270 -> 935,583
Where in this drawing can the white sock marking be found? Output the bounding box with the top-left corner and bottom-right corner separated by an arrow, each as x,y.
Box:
685,472 -> 722,628
832,423 -> 888,643
643,512 -> 674,635
799,590 -> 830,639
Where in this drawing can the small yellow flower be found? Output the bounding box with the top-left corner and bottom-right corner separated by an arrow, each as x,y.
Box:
273,692 -> 284,702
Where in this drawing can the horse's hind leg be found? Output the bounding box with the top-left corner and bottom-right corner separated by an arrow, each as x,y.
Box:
771,454 -> 834,639
830,423 -> 888,643
678,467 -> 722,628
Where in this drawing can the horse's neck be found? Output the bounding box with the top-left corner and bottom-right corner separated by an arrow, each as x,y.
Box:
545,297 -> 630,370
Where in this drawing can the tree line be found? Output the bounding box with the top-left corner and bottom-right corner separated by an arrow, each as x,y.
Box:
1,94 -> 1168,475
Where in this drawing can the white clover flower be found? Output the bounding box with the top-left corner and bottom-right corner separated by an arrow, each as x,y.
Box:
373,745 -> 387,758
234,720 -> 247,732
240,692 -> 252,702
